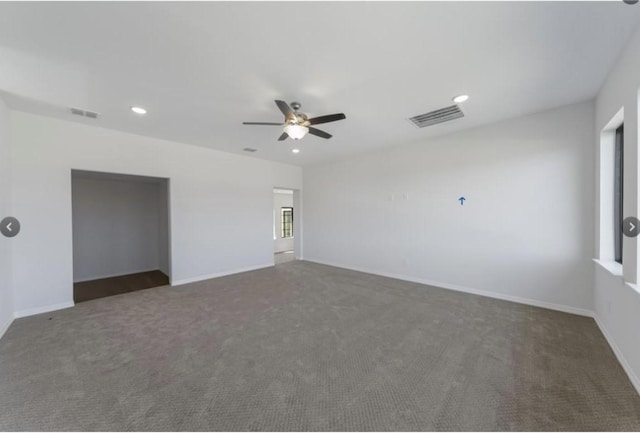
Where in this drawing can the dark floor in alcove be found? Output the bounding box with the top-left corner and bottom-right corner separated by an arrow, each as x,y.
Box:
73,270 -> 170,303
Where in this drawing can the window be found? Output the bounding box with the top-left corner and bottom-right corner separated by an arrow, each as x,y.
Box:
614,124 -> 624,264
281,207 -> 293,238
598,108 -> 624,270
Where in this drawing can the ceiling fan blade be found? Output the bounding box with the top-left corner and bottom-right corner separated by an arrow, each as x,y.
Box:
242,122 -> 283,125
308,127 -> 332,139
278,132 -> 289,141
275,100 -> 295,118
307,113 -> 346,125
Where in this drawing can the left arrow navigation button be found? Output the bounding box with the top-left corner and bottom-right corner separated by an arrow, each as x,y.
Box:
0,217 -> 20,238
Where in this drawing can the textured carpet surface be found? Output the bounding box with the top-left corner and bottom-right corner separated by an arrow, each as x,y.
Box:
1,261 -> 639,431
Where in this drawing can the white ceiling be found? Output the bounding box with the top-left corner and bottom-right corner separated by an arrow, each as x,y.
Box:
1,1 -> 639,167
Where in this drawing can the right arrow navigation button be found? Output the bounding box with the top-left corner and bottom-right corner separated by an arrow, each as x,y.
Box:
622,217 -> 640,238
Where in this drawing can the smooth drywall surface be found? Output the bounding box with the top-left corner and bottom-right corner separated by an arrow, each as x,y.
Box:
0,97 -> 13,337
274,191 -> 294,253
158,180 -> 170,276
72,175 -> 163,282
10,111 -> 302,316
594,23 -> 640,394
304,101 -> 595,314
293,190 -> 303,260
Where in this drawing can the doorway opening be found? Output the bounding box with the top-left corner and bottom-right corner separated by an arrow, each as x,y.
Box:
273,188 -> 299,265
71,170 -> 171,302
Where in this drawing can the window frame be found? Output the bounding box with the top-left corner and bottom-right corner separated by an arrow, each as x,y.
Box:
281,207 -> 293,239
614,123 -> 624,264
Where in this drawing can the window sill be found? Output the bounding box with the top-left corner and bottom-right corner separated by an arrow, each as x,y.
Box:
593,258 -> 623,277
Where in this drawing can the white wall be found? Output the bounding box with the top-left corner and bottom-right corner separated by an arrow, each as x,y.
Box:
10,111 -> 302,317
0,97 -> 13,337
72,174 -> 166,282
158,180 -> 170,276
293,190 -> 303,260
274,191 -> 294,253
594,23 -> 640,394
304,101 -> 595,315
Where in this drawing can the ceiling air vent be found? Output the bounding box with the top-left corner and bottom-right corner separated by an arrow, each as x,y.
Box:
408,104 -> 464,128
70,107 -> 100,119
243,147 -> 257,153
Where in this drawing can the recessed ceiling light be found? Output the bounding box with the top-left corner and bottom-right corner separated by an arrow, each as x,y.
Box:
452,95 -> 469,103
130,106 -> 147,115
292,149 -> 300,154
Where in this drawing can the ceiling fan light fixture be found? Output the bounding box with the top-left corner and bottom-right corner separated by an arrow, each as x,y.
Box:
284,123 -> 309,140
243,100 -> 345,141
292,148 -> 300,154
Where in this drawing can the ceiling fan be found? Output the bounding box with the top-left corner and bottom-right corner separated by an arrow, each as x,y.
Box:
243,100 -> 346,141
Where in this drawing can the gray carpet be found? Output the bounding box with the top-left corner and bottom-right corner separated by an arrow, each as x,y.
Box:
0,261 -> 639,431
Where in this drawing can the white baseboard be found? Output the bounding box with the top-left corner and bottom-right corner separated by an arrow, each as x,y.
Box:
593,315 -> 640,396
15,301 -> 75,319
0,314 -> 13,340
14,264 -> 276,317
304,258 -> 594,318
171,263 -> 274,286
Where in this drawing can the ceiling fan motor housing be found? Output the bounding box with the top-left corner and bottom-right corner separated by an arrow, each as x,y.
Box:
242,100 -> 345,141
